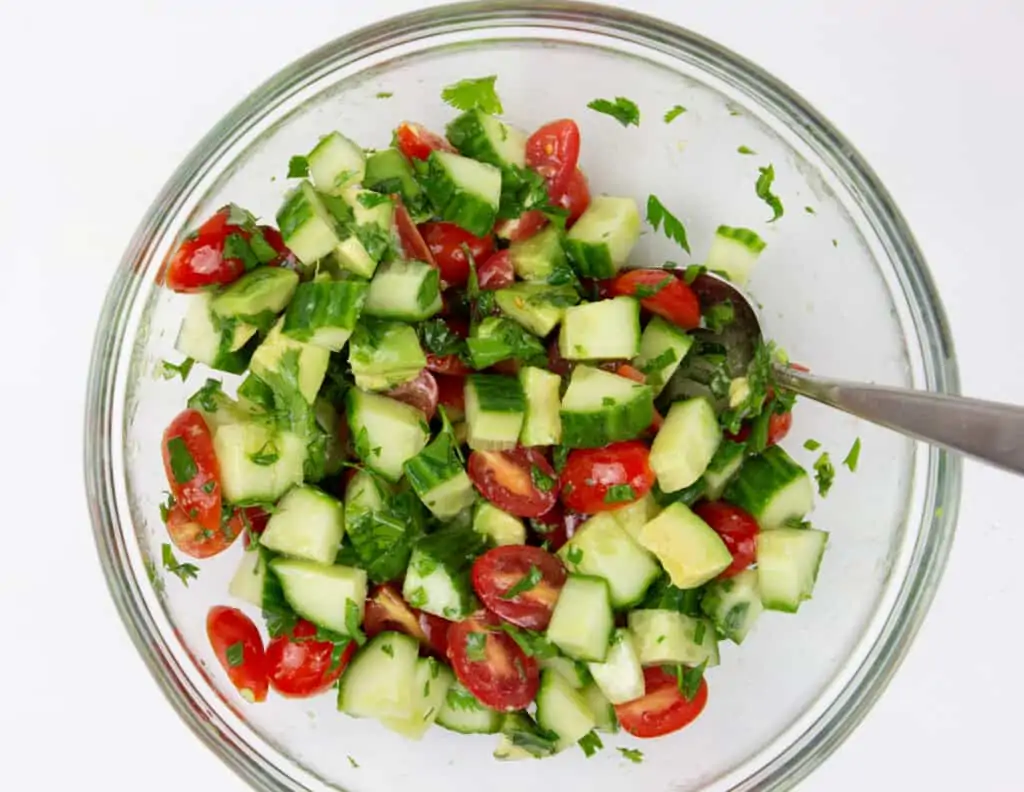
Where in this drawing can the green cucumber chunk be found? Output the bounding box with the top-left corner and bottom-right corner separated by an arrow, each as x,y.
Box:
276,180 -> 342,266
436,680 -> 503,734
706,225 -> 766,286
756,527 -> 828,612
637,502 -> 732,589
535,669 -> 598,751
363,260 -> 443,322
472,501 -> 526,546
509,225 -> 571,282
281,279 -> 367,352
421,150 -> 502,237
586,628 -> 644,705
258,485 -> 345,565
465,374 -> 526,451
268,557 -> 367,636
701,568 -> 764,643
564,196 -> 642,278
211,266 -> 299,321
649,397 -> 721,492
559,365 -> 653,448
381,657 -> 455,740
401,526 -> 487,620
546,574 -> 615,662
250,319 -> 330,405
337,632 -> 420,720
559,296 -> 641,361
628,608 -> 720,667
495,283 -> 579,337
723,446 -> 814,529
307,131 -> 365,194
175,292 -> 256,374
363,148 -> 430,221
633,316 -> 694,395
346,389 -> 431,482
348,319 -> 426,391
404,431 -> 477,520
213,422 -> 306,503
703,439 -> 746,499
519,366 -> 562,447
446,109 -> 527,169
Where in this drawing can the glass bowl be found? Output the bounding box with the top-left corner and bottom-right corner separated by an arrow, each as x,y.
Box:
84,2 -> 960,790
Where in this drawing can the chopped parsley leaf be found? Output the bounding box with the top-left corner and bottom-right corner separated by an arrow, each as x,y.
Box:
803,439 -> 822,452
703,300 -> 735,333
530,465 -> 556,493
381,643 -> 395,658
639,348 -> 677,376
633,276 -> 673,298
579,730 -> 604,757
587,96 -> 641,127
161,543 -> 199,586
566,545 -> 584,566
737,145 -> 757,155
619,747 -> 644,763
158,492 -> 176,523
497,624 -> 559,659
222,232 -> 261,271
755,164 -> 784,223
679,659 -> 707,701
647,195 -> 691,253
465,631 -> 488,662
805,205 -> 816,215
287,155 -> 309,178
345,600 -> 367,646
501,565 -> 543,599
248,440 -> 280,467
348,756 -> 359,769
552,444 -> 570,473
664,105 -> 687,123
159,357 -> 195,381
604,484 -> 637,504
832,238 -> 838,248
441,75 -> 503,114
225,641 -> 244,667
682,264 -> 707,284
375,91 -> 393,99
814,452 -> 835,497
843,438 -> 862,472
165,437 -> 197,484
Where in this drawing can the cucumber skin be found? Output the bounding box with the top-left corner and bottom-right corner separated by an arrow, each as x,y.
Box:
723,446 -> 811,526
560,392 -> 653,448
421,152 -> 499,237
282,280 -> 366,342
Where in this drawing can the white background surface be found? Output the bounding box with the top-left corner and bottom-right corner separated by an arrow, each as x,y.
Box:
2,0 -> 1022,789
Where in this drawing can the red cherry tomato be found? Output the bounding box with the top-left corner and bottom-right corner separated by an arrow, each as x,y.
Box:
419,222 -> 495,289
206,606 -> 269,703
240,507 -> 271,549
364,584 -> 451,659
163,504 -> 237,559
693,501 -> 759,578
164,209 -> 242,292
393,199 -> 436,265
385,369 -> 439,421
494,210 -> 548,243
526,119 -> 581,198
528,502 -> 568,550
611,270 -> 701,330
265,619 -> 354,698
559,169 -> 592,227
728,409 -> 793,447
560,441 -> 656,514
447,612 -> 539,711
258,225 -> 296,268
477,249 -> 515,291
394,121 -> 455,161
161,409 -> 222,534
472,546 -> 567,631
468,448 -> 558,518
614,667 -> 708,738
615,364 -> 646,384
435,374 -> 467,417
547,339 -> 573,378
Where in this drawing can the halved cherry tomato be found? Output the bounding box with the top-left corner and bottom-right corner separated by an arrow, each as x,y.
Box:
447,611 -> 539,711
477,249 -> 515,291
547,338 -> 573,377
728,408 -> 793,447
472,546 -> 567,630
419,222 -> 494,288
494,210 -> 548,243
560,441 -> 656,514
164,503 -> 237,558
611,270 -> 701,330
258,225 -> 295,267
363,584 -> 451,658
693,501 -> 759,578
528,505 -> 591,552
394,121 -> 455,161
240,507 -> 271,549
206,606 -> 269,703
162,409 -> 221,533
393,199 -> 435,266
468,448 -> 558,518
435,374 -> 467,417
424,317 -> 472,375
614,667 -> 708,738
559,168 -> 591,227
386,369 -> 439,421
616,364 -> 646,384
266,619 -> 354,698
526,119 -> 581,198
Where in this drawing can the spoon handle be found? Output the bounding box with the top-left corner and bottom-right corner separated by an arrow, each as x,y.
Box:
774,367 -> 1024,476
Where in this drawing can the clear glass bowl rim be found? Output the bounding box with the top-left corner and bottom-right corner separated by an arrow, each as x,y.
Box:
84,2 -> 961,790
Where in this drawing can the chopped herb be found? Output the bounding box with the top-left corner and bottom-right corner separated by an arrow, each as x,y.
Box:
814,452 -> 835,497
832,238 -> 838,248
381,643 -> 395,658
406,587 -> 428,609
693,620 -> 706,645
502,565 -> 543,600
348,756 -> 359,769
419,317 -> 469,359
679,659 -> 707,701
784,517 -> 812,530
703,300 -> 735,333
601,396 -> 615,407
144,557 -> 165,593
805,206 -> 816,215
682,264 -> 707,284
165,436 -> 197,484
619,747 -> 644,764
248,229 -> 278,264
248,440 -> 280,466
552,444 -> 570,473
647,195 -> 691,253
161,543 -> 199,586
603,484 -> 637,504
159,492 -> 176,523
441,75 -> 503,114
287,155 -> 309,178
755,164 -> 784,222
579,730 -> 604,757
500,624 -> 559,658
329,640 -> 352,672
639,348 -> 677,376
375,91 -> 393,99
737,145 -> 757,155
664,105 -> 687,123
530,465 -> 556,493
187,378 -> 224,412
222,232 -> 261,272
424,680 -> 431,698
356,191 -> 392,209
345,600 -> 367,646
159,357 -> 195,381
465,630 -> 488,662
587,96 -> 641,127
202,480 -> 217,494
804,439 -> 822,451
566,545 -> 584,566
263,608 -> 298,639
226,641 -> 245,667
633,276 -> 673,298
843,438 -> 862,472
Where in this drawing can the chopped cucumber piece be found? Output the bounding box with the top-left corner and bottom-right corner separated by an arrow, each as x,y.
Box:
723,446 -> 814,529
436,680 -> 502,734
559,366 -> 653,448
581,683 -> 618,733
188,379 -> 258,430
349,319 -> 426,391
268,557 -> 367,636
628,609 -> 720,667
308,131 -> 366,194
228,547 -> 269,607
276,180 -> 342,266
756,527 -> 828,612
559,297 -> 641,360
494,712 -> 559,760
211,266 -> 299,321
496,283 -> 579,337
364,148 -> 430,221
404,431 -> 476,519
535,669 -> 597,750
634,316 -> 694,395
650,397 -> 721,492
381,657 -> 455,740
363,260 -> 443,322
539,656 -> 589,689
175,293 -> 256,374
610,492 -> 661,543
341,186 -> 395,231
558,513 -> 660,608
564,196 -> 642,278
510,225 -> 570,282
250,319 -> 330,404
519,366 -> 562,446
637,502 -> 732,589
586,628 -> 644,705
465,374 -> 526,451
337,632 -> 420,720
213,422 -> 306,503
701,568 -> 764,643
472,501 -> 526,546
466,317 -> 545,370
346,389 -> 430,482
446,109 -> 527,169
703,440 -> 746,499
402,526 -> 487,620
706,225 -> 766,286
344,470 -> 425,584
259,485 -> 344,565
546,575 -> 615,662
281,279 -> 367,352
421,150 -> 502,237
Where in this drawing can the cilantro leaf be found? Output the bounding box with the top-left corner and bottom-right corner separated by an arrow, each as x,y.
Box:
647,195 -> 691,253
187,378 -> 225,412
587,96 -> 641,127
165,437 -> 197,484
552,444 -> 570,474
530,465 -> 556,493
248,440 -> 280,467
664,105 -> 687,123
465,630 -> 488,662
376,91 -> 393,99
498,624 -> 559,659
603,484 -> 637,504
161,543 -> 199,586
737,145 -> 757,155
804,439 -> 821,452
703,300 -> 735,333
682,264 -> 707,284
418,317 -> 468,359
578,730 -> 604,757
226,641 -> 244,667
755,164 -> 784,222
159,357 -> 195,381
222,232 -> 261,272
619,747 -> 644,763
678,659 -> 707,701
348,756 -> 359,769
566,545 -> 584,566
632,276 -> 673,298
501,565 -> 543,600
287,156 -> 309,178
357,191 -> 392,209
804,205 -> 816,215
813,452 -> 835,497
441,75 -> 503,114
843,438 -> 862,472
638,348 -> 677,377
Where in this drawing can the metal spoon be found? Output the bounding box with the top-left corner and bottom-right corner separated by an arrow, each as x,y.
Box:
664,273 -> 1024,476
